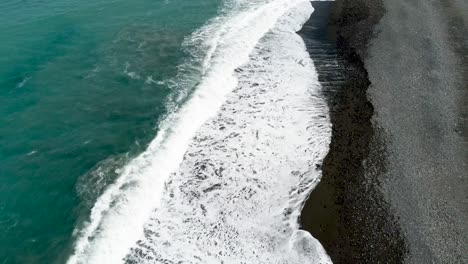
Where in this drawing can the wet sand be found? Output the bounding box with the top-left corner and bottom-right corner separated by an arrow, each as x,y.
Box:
299,1 -> 406,263
300,0 -> 467,263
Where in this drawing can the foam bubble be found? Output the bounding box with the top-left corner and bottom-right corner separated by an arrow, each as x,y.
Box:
126,1 -> 331,263
67,1 -> 331,263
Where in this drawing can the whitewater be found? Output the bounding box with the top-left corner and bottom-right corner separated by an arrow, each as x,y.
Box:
67,0 -> 332,263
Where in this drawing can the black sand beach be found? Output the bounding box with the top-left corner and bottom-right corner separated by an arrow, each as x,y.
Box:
300,0 -> 467,263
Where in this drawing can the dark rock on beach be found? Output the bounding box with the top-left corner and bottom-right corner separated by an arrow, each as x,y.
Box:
299,0 -> 467,263
299,1 -> 406,263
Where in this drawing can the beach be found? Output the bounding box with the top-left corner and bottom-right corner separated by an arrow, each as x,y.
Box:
0,0 -> 465,262
300,0 -> 467,263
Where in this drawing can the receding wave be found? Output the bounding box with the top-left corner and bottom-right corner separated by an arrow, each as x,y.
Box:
67,1 -> 331,263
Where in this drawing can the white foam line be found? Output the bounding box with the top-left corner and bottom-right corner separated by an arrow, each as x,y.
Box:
124,1 -> 332,262
67,1 -> 315,263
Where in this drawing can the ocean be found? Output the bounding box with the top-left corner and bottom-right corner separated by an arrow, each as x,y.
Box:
0,0 -> 331,263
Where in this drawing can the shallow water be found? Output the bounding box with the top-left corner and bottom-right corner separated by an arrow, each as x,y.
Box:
0,0 -> 332,263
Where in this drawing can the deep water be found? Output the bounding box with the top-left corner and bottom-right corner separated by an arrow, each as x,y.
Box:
0,0 -> 219,262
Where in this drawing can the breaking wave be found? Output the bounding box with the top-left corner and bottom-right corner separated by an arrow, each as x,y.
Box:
67,1 -> 332,263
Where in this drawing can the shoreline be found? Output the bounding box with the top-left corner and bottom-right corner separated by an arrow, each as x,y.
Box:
300,0 -> 467,263
299,1 -> 406,263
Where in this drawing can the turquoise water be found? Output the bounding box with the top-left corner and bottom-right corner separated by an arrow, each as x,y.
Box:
0,0 -> 220,262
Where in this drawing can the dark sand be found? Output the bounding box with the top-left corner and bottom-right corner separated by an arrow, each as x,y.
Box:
365,0 -> 467,263
299,1 -> 406,263
300,0 -> 467,263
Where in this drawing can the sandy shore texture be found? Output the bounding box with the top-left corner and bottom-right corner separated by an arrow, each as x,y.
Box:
300,0 -> 467,263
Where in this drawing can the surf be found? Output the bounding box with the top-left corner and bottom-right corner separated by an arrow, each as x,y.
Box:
67,0 -> 331,263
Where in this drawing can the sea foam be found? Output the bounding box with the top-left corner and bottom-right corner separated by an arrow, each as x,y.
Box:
67,1 -> 331,263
